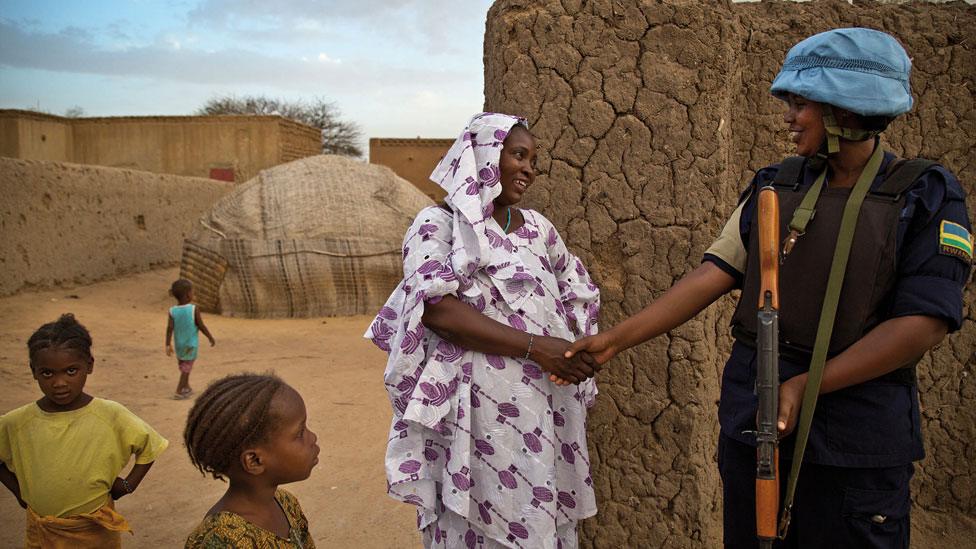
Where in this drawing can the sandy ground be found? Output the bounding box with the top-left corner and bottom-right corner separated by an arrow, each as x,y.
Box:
0,268 -> 418,548
2,268 -> 973,548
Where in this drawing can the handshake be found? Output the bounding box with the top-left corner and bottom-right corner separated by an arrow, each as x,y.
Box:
531,333 -> 618,386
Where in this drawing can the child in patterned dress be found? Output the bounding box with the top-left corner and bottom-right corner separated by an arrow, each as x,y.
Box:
184,373 -> 319,548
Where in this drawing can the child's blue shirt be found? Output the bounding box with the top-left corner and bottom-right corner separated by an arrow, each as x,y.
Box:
170,304 -> 198,361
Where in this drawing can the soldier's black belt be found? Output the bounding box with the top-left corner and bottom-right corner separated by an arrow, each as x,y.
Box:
731,325 -> 916,386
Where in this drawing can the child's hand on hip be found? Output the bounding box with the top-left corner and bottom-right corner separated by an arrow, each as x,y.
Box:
110,477 -> 132,500
165,344 -> 173,356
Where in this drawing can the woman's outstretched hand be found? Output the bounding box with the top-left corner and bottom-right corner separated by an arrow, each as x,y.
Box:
530,336 -> 597,385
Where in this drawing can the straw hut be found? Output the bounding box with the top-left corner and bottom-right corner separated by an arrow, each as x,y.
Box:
180,155 -> 434,317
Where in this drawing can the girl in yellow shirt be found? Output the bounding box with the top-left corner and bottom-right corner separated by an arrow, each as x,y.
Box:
0,313 -> 169,548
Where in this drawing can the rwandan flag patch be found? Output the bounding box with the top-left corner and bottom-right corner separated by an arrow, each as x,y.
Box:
939,220 -> 973,262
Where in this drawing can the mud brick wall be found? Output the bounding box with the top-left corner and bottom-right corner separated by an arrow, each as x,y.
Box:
1,111 -> 322,184
279,118 -> 322,162
0,158 -> 232,296
484,1 -> 975,546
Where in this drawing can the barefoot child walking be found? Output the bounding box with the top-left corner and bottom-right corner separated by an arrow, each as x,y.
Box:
0,314 -> 168,548
166,279 -> 216,399
184,373 -> 320,548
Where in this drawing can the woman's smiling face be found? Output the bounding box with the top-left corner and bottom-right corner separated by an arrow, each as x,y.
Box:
494,125 -> 536,208
783,93 -> 826,158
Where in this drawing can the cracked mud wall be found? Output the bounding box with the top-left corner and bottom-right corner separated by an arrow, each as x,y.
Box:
484,0 -> 975,546
0,158 -> 232,296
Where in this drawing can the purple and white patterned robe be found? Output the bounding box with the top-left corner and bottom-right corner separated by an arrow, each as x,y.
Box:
366,113 -> 600,549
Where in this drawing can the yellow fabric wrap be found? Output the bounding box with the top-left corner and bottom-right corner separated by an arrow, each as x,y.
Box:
26,501 -> 131,549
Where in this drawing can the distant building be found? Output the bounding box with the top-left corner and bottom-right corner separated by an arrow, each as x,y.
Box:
0,109 -> 320,183
369,137 -> 454,201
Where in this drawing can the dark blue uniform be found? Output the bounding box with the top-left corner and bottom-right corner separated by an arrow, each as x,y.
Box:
704,152 -> 972,548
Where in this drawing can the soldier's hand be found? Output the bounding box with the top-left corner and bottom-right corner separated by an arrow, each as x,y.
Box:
563,333 -> 619,366
777,373 -> 807,437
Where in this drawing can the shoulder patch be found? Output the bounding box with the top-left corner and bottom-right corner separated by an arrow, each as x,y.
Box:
939,220 -> 973,262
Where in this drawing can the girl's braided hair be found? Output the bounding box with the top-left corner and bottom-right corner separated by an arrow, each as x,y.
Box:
184,373 -> 285,480
28,313 -> 93,368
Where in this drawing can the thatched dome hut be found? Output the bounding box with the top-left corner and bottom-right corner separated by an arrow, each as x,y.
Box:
180,155 -> 434,317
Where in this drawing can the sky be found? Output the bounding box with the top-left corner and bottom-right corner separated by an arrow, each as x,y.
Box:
0,0 -> 496,147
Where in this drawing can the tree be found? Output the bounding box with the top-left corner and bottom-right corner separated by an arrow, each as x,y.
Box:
63,106 -> 85,118
197,95 -> 363,157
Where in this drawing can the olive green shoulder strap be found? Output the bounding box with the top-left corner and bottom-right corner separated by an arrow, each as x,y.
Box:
777,144 -> 886,538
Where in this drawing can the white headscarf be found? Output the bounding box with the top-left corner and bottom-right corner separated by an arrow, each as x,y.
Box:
430,112 -> 537,311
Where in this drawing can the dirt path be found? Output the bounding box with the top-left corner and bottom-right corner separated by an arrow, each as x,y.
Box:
0,268 -> 418,548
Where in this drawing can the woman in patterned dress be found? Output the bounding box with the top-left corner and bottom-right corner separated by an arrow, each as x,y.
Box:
366,113 -> 601,548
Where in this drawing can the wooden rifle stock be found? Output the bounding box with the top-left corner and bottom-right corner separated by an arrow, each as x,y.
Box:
758,188 -> 780,311
755,187 -> 780,545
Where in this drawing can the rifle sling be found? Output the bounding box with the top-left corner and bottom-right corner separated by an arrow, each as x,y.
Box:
777,143 -> 885,538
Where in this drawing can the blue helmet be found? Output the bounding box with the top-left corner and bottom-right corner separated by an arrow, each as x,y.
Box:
770,28 -> 912,118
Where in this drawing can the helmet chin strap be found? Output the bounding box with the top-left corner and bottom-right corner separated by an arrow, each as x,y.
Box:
809,105 -> 883,169
808,142 -> 830,172
824,105 -> 882,153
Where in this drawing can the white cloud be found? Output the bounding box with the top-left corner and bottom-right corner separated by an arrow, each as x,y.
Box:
186,0 -> 488,54
294,18 -> 326,32
317,52 -> 340,64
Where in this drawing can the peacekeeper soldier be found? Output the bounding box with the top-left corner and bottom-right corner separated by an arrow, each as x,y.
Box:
563,28 -> 973,548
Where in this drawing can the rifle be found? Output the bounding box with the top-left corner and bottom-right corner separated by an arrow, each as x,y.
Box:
755,187 -> 780,548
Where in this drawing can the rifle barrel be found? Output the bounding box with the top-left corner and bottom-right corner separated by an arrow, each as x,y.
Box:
756,187 -> 780,543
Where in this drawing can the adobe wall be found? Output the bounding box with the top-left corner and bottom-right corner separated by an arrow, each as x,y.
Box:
484,0 -> 975,547
0,111 -> 72,162
280,119 -> 323,163
0,111 -> 321,183
69,116 -> 317,183
0,158 -> 232,296
369,138 -> 455,201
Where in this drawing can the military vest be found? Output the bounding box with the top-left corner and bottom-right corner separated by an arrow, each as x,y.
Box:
730,156 -> 934,361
